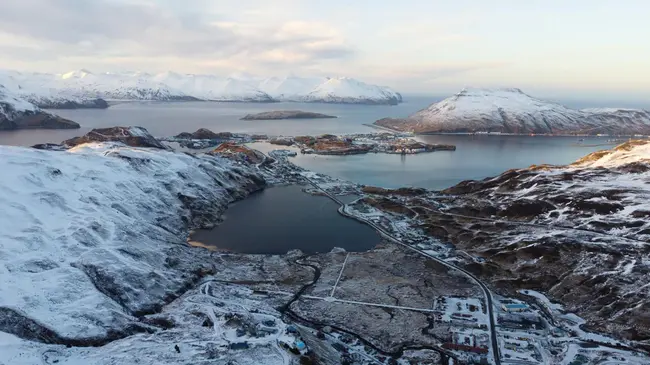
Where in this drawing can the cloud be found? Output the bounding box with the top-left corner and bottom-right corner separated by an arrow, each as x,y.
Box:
0,0 -> 353,73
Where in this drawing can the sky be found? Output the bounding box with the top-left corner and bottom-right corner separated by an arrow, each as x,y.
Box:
0,0 -> 649,102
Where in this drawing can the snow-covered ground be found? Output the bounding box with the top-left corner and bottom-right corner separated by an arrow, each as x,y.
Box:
0,69 -> 402,105
572,139 -> 650,167
0,143 -> 263,342
0,282 -> 304,365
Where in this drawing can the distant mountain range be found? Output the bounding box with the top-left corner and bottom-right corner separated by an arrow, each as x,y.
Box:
375,88 -> 650,135
0,70 -> 403,107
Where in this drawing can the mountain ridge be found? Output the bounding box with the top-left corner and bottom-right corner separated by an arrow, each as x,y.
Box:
374,87 -> 650,135
0,69 -> 402,106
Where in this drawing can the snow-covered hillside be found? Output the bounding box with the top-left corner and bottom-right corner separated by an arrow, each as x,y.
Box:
375,88 -> 650,135
572,139 -> 650,167
259,75 -> 402,105
0,70 -> 109,109
0,69 -> 402,105
0,142 -> 264,343
0,85 -> 80,129
438,139 -> 650,342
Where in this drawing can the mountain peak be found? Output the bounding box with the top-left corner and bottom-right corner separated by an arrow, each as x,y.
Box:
61,69 -> 94,79
1,69 -> 403,105
375,88 -> 650,135
457,87 -> 526,96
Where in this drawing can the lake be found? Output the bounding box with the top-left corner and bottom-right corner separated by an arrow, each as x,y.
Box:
189,185 -> 380,254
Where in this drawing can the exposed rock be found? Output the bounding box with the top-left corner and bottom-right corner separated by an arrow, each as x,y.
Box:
0,111 -> 80,130
63,126 -> 166,149
269,138 -> 294,146
36,98 -> 109,109
0,85 -> 81,130
209,142 -> 266,164
175,129 -> 233,140
241,110 -> 337,120
361,186 -> 427,196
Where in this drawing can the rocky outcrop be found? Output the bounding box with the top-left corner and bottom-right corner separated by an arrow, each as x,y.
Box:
361,186 -> 428,196
63,126 -> 165,149
35,97 -> 109,109
0,110 -> 80,130
429,141 -> 650,342
241,110 -> 337,120
174,129 -> 232,140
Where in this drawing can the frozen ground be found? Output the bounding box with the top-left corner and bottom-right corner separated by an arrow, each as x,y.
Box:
0,143 -> 264,342
0,282 -> 305,365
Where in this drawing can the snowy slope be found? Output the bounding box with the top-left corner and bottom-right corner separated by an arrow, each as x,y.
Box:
572,139 -> 650,167
0,84 -> 38,116
258,75 -> 325,100
375,88 -> 650,135
0,85 -> 80,129
0,69 -> 402,105
439,140 -> 650,342
152,72 -> 274,102
301,77 -> 402,105
0,143 -> 263,342
0,70 -> 109,108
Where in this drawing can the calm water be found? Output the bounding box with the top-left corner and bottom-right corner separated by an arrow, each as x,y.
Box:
0,98 -> 432,146
0,99 -> 625,190
190,185 -> 379,254
290,135 -> 619,190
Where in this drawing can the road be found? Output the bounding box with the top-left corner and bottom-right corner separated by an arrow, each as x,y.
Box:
298,174 -> 502,365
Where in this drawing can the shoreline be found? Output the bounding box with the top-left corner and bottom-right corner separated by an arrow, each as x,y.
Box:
366,123 -> 649,138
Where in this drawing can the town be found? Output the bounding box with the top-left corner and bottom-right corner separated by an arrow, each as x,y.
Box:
161,132 -> 650,365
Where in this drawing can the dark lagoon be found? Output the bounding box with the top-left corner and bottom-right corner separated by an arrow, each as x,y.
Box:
189,185 -> 380,254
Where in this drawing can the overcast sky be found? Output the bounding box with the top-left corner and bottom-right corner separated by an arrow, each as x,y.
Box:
0,0 -> 648,100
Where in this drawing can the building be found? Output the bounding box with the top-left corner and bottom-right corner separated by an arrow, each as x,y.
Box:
229,342 -> 249,350
502,303 -> 529,312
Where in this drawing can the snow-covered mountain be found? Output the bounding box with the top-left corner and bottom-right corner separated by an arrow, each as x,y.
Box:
438,139 -> 650,342
0,70 -> 109,109
0,140 -> 264,344
0,85 -> 80,130
0,69 -> 402,105
374,88 -> 650,135
258,75 -> 403,105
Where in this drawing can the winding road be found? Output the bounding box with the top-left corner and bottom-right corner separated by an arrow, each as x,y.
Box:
298,173 -> 502,365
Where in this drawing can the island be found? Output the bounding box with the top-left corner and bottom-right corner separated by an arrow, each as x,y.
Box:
241,110 -> 337,120
282,133 -> 456,155
161,128 -> 456,155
